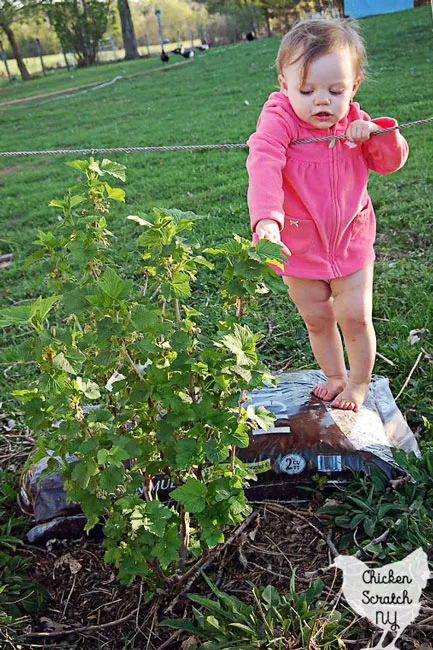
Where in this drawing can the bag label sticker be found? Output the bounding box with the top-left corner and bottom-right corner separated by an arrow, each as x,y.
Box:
317,454 -> 342,472
246,459 -> 272,474
279,454 -> 306,475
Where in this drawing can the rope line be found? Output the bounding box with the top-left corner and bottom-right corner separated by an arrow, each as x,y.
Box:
291,116 -> 433,144
0,116 -> 432,158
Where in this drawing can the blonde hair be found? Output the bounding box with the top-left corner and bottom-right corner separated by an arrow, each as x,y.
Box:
276,17 -> 367,85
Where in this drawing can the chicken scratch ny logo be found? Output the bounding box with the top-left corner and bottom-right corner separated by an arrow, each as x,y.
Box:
332,548 -> 430,649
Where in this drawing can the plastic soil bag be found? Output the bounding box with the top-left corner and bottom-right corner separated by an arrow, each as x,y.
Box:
237,370 -> 419,500
19,370 -> 419,542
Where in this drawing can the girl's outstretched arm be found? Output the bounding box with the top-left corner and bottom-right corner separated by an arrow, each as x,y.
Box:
246,94 -> 294,233
360,113 -> 409,175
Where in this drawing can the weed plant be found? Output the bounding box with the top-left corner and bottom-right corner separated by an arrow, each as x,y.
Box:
162,571 -> 352,650
321,445 -> 433,561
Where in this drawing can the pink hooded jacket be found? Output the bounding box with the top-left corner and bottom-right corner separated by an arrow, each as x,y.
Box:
246,91 -> 409,279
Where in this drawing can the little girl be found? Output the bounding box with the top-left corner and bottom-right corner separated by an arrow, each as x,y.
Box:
247,17 -> 409,412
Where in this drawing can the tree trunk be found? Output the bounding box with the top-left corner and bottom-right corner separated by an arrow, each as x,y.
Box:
2,23 -> 31,80
117,0 -> 139,60
263,7 -> 272,38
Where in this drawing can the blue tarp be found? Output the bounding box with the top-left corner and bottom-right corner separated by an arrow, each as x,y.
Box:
345,0 -> 413,18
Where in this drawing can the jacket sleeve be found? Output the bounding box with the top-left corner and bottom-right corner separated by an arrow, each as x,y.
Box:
361,113 -> 409,175
246,102 -> 293,233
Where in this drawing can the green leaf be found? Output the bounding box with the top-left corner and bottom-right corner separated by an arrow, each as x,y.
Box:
53,348 -> 86,375
0,304 -> 32,328
97,449 -> 109,465
65,159 -> 89,173
76,377 -> 101,399
105,185 -> 125,202
100,465 -> 125,491
101,159 -> 127,181
144,501 -> 173,537
171,331 -> 192,353
200,521 -> 224,547
88,408 -> 114,423
127,214 -> 153,227
248,238 -> 287,265
223,423 -> 250,448
363,517 -> 377,537
261,584 -> 281,607
29,295 -> 62,322
219,323 -> 258,366
157,207 -> 203,225
63,287 -> 92,315
231,365 -> 252,381
204,615 -> 221,632
194,255 -> 214,269
109,446 -> 131,466
220,240 -> 243,256
176,438 -> 203,469
130,304 -> 160,330
70,195 -> 86,208
203,247 -> 223,255
246,404 -> 276,431
52,352 -> 76,375
151,523 -> 181,566
204,439 -> 230,464
170,478 -> 207,513
48,198 -> 66,208
88,160 -> 104,176
350,513 -> 365,529
98,267 -> 132,300
170,271 -> 191,298
24,249 -> 46,267
305,579 -> 323,603
71,460 -> 98,489
229,622 -> 256,635
160,619 -> 199,633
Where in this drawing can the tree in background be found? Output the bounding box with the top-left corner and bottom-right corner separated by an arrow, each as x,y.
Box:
204,0 -> 316,40
46,0 -> 112,66
117,0 -> 138,58
272,0 -> 317,32
134,0 -> 208,47
205,0 -> 259,38
0,0 -> 31,79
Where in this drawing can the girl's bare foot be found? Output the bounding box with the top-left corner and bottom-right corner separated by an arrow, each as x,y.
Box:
312,376 -> 347,402
332,381 -> 370,412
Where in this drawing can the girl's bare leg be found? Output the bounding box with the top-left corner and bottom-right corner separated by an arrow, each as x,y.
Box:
330,264 -> 376,412
282,276 -> 347,401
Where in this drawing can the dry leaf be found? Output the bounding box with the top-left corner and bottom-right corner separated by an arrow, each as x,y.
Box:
181,636 -> 200,649
408,328 -> 428,345
54,553 -> 82,575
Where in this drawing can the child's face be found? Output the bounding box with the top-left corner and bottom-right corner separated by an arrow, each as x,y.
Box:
278,46 -> 360,129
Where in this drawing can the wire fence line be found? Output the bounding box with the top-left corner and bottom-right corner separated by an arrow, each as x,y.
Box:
0,116 -> 432,159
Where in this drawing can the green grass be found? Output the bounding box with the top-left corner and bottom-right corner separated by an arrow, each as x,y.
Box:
0,39 -> 203,98
0,53 -> 188,103
1,5 -> 433,420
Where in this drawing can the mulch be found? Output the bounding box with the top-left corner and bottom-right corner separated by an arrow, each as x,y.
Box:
2,419 -> 433,650
10,502 -> 433,650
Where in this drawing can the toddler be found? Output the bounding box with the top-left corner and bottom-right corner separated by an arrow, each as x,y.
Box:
247,17 -> 409,412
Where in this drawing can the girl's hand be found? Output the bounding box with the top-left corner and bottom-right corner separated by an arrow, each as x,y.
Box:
255,219 -> 291,258
345,120 -> 379,143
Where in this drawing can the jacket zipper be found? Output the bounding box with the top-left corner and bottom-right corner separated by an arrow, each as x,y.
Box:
328,126 -> 340,277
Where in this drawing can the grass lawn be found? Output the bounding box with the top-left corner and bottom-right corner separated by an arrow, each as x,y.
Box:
1,5 -> 433,423
0,39 -> 204,98
0,53 -> 186,103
